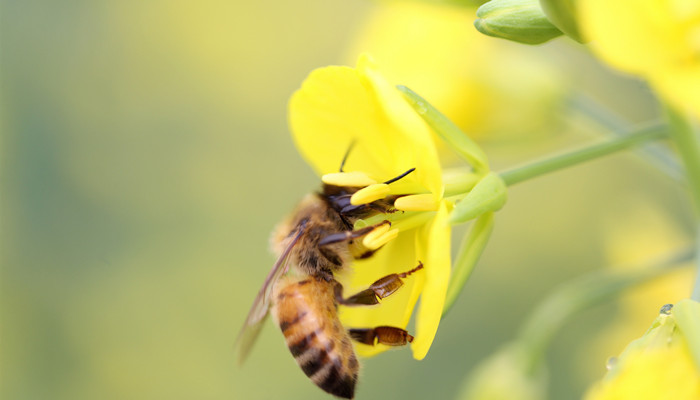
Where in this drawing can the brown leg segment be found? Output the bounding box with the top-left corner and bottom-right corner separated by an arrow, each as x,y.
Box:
318,220 -> 390,247
334,262 -> 423,306
348,326 -> 414,346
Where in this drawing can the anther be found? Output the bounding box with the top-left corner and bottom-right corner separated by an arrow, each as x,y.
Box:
363,227 -> 399,250
394,194 -> 440,211
350,183 -> 391,205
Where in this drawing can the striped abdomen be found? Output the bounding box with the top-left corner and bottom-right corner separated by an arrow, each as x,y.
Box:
273,276 -> 359,399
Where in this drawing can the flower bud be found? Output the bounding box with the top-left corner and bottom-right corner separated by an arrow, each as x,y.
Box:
475,0 -> 563,45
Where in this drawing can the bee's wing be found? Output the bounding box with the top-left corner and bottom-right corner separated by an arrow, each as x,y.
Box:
234,225 -> 305,365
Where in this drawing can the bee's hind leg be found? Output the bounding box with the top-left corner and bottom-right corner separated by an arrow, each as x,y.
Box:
348,326 -> 413,346
333,262 -> 424,306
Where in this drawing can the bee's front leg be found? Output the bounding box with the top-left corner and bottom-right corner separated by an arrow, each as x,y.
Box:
317,220 -> 390,247
333,262 -> 424,306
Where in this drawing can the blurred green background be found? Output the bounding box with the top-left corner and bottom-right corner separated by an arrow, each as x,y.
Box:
2,1 -> 694,399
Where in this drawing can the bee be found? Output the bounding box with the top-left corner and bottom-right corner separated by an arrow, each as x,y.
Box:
236,150 -> 423,399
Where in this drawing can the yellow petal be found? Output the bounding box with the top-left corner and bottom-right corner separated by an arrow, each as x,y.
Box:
585,344 -> 700,400
652,66 -> 700,119
289,65 -> 393,178
322,171 -> 377,187
579,0 -> 700,119
289,55 -> 443,197
337,230 -> 424,357
579,0 -> 684,74
411,201 -> 451,360
358,54 -> 444,199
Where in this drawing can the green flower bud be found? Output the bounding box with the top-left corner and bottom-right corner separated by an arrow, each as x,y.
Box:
539,0 -> 584,42
450,172 -> 507,224
475,0 -> 563,45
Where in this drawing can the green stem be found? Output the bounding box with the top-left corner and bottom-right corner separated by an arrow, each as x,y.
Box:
518,247 -> 694,373
664,107 -> 700,301
569,94 -> 682,181
499,123 -> 668,186
694,231 -> 700,302
666,107 -> 700,214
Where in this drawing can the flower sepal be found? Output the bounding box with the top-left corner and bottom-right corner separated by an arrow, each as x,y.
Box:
398,85 -> 489,173
443,212 -> 495,316
450,172 -> 507,224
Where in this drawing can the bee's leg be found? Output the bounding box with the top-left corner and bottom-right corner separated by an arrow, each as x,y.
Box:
348,326 -> 414,346
333,262 -> 423,306
318,220 -> 391,247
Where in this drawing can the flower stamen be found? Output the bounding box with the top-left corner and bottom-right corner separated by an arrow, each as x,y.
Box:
363,226 -> 399,250
351,183 -> 391,205
395,194 -> 440,211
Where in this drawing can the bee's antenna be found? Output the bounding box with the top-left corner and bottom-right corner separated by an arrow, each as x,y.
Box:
384,168 -> 416,184
339,140 -> 357,172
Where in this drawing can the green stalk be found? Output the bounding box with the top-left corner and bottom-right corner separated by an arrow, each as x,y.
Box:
499,123 -> 668,186
694,231 -> 700,302
666,107 -> 700,214
664,107 -> 700,301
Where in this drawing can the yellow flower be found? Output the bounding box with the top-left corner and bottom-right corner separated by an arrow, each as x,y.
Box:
582,203 -> 694,371
579,0 -> 700,118
344,1 -> 565,141
288,54 -> 452,360
584,300 -> 700,400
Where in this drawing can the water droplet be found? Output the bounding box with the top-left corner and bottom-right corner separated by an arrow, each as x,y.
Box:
660,304 -> 674,315
606,357 -> 618,371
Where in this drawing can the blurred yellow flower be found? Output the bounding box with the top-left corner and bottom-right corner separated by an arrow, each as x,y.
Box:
344,1 -> 565,141
584,300 -> 700,400
579,0 -> 700,118
288,54 -> 452,360
582,203 -> 694,377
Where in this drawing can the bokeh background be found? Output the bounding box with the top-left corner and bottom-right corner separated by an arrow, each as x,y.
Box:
2,1 -> 695,399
